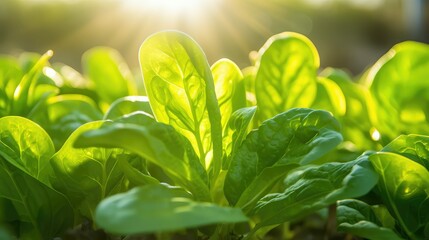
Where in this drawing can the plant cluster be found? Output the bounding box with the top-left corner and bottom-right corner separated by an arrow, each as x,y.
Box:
0,31 -> 428,240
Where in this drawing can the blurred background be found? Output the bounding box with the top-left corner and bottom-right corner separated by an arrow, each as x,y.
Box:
0,0 -> 428,74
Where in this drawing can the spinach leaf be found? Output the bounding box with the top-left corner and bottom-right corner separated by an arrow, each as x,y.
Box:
0,116 -> 73,239
11,51 -> 58,116
75,113 -> 211,201
211,58 -> 246,132
337,199 -> 402,240
382,134 -> 429,170
222,106 -> 257,169
320,67 -> 379,151
32,94 -> 102,150
364,42 -> 429,143
95,184 -> 248,235
139,31 -> 222,179
224,108 -> 342,209
104,96 -> 153,120
51,121 -> 137,219
369,152 -> 429,239
255,32 -> 319,121
82,47 -> 137,110
247,154 -> 377,237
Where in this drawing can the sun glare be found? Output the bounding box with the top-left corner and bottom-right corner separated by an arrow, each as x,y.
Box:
122,0 -> 220,15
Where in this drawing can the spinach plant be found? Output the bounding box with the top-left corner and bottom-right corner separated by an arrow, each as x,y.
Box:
75,31 -> 378,239
0,29 -> 428,240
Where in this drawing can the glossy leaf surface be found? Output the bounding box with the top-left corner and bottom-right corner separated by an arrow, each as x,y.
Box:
250,155 -> 377,229
75,113 -> 210,201
370,152 -> 429,239
224,108 -> 342,208
96,184 -> 248,235
255,32 -> 319,121
0,116 -> 73,239
139,31 -> 222,173
337,199 -> 402,240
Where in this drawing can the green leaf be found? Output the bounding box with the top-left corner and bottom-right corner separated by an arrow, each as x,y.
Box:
337,199 -> 403,240
95,184 -> 248,235
320,67 -> 379,151
242,66 -> 257,107
250,154 -> 377,230
11,51 -> 54,116
75,114 -> 211,201
0,56 -> 22,116
382,134 -> 429,171
0,116 -> 74,239
82,47 -> 137,109
139,31 -> 222,177
364,42 -> 429,142
369,152 -> 429,239
224,108 -> 342,209
33,94 -> 102,150
312,77 -> 346,117
222,106 -> 257,169
0,116 -> 54,184
104,96 -> 153,120
255,32 -> 319,121
211,58 -> 246,132
51,121 -> 135,219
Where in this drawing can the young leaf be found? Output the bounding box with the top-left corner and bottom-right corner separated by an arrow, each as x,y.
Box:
222,106 -> 257,169
95,184 -> 248,235
249,154 -> 377,231
0,116 -> 74,239
51,121 -> 137,219
381,134 -> 429,171
82,47 -> 137,109
337,199 -> 403,240
255,32 -> 319,121
32,94 -> 102,150
369,152 -> 429,239
104,96 -> 153,120
139,31 -> 222,176
363,42 -> 429,142
211,58 -> 246,131
75,113 -> 211,201
320,67 -> 379,151
11,51 -> 54,116
224,108 -> 342,209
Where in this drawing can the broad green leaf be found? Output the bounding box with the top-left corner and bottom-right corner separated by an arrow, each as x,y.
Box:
211,58 -> 246,132
0,116 -> 73,239
320,67 -> 379,151
222,106 -> 257,169
370,152 -> 429,239
95,184 -> 248,235
104,96 -> 153,120
0,116 -> 54,184
312,77 -> 346,117
32,94 -> 102,150
75,115 -> 211,201
82,47 -> 137,109
250,155 -> 377,230
224,108 -> 342,209
139,31 -> 222,176
364,42 -> 429,142
382,134 -> 429,171
255,32 -> 319,121
51,121 -> 136,219
337,199 -> 402,240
